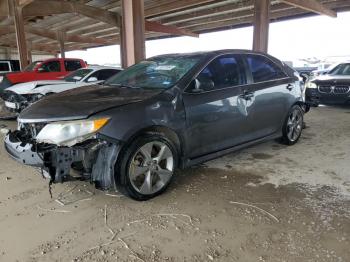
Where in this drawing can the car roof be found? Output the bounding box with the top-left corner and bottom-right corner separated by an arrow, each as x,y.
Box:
152,49 -> 269,58
151,49 -> 285,69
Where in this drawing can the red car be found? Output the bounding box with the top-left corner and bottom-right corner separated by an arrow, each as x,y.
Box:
0,58 -> 87,92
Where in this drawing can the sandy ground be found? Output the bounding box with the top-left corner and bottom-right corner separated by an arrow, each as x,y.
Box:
0,106 -> 349,262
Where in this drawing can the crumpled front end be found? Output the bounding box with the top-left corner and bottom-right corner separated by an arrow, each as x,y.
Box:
1,90 -> 42,113
4,122 -> 121,190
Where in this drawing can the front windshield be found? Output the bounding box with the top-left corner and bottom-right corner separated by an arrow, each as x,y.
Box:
64,69 -> 93,82
329,63 -> 350,76
24,61 -> 42,72
105,55 -> 202,89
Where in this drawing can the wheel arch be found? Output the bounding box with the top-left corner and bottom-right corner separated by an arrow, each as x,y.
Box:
120,125 -> 184,164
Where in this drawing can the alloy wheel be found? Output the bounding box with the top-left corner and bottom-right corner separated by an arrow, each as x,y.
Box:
287,108 -> 303,142
128,141 -> 174,195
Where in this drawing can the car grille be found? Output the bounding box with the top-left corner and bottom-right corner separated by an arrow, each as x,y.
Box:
318,85 -> 350,94
334,86 -> 350,94
319,86 -> 332,94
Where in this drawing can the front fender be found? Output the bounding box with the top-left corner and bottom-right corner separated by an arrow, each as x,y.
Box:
95,91 -> 186,143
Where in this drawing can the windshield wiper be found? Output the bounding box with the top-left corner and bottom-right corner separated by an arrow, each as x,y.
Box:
105,83 -> 141,89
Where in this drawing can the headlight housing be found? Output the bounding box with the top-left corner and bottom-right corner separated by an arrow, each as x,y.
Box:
36,118 -> 109,146
305,82 -> 317,89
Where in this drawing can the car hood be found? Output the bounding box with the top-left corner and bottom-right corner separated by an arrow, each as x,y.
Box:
19,85 -> 162,123
6,80 -> 68,94
312,75 -> 350,85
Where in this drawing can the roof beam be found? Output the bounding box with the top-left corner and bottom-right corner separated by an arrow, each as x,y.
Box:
0,1 -> 10,17
145,0 -> 219,17
0,25 -> 113,45
279,0 -> 337,17
145,21 -> 199,37
161,1 -> 254,24
19,0 -> 35,7
22,0 -> 197,37
22,0 -> 121,26
26,26 -> 113,45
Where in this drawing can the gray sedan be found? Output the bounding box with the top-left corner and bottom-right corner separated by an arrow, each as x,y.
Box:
4,50 -> 306,200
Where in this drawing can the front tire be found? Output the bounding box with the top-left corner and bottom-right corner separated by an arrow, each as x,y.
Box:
281,105 -> 304,145
115,133 -> 178,201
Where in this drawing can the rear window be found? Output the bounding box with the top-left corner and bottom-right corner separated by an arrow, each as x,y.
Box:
96,69 -> 121,80
65,60 -> 83,72
246,55 -> 287,83
0,62 -> 10,71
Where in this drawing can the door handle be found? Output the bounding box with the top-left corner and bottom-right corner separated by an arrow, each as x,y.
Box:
286,84 -> 294,91
240,90 -> 255,100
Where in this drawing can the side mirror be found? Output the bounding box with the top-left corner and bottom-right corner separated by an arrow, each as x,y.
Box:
87,77 -> 98,82
191,78 -> 214,93
37,67 -> 45,73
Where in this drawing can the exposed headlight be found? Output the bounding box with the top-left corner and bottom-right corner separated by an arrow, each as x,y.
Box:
305,82 -> 317,89
36,118 -> 109,146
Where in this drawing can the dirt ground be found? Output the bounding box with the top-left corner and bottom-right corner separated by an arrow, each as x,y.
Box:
0,105 -> 349,262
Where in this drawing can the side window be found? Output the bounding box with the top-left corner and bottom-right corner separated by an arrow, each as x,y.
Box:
86,71 -> 100,82
65,60 -> 82,72
40,61 -> 61,72
97,69 -> 120,80
194,55 -> 244,92
0,62 -> 10,72
246,55 -> 287,83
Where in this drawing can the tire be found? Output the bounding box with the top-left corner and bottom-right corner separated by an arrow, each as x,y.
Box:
281,105 -> 304,145
115,133 -> 178,201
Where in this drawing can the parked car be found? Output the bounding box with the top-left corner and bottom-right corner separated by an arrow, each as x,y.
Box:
309,62 -> 342,79
0,58 -> 87,92
0,60 -> 20,74
4,50 -> 306,200
294,67 -> 317,82
305,62 -> 350,106
1,66 -> 122,113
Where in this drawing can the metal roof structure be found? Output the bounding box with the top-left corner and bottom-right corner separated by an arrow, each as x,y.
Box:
0,0 -> 349,66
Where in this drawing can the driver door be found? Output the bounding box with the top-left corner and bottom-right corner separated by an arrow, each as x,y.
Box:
182,54 -> 252,158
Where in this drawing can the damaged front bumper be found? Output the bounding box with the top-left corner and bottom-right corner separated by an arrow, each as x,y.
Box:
4,130 -> 121,190
1,91 -> 35,113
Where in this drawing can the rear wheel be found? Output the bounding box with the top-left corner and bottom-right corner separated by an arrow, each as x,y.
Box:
281,105 -> 304,145
115,133 -> 177,201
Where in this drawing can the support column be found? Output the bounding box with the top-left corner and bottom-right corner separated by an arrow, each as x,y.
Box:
10,0 -> 28,69
27,41 -> 32,63
57,31 -> 66,58
120,0 -> 145,68
252,0 -> 270,53
132,0 -> 145,64
5,47 -> 11,60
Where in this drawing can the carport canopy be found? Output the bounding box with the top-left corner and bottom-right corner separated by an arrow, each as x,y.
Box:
0,0 -> 349,69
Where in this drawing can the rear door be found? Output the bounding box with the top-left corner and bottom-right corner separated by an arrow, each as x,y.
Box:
242,54 -> 295,138
183,54 -> 253,158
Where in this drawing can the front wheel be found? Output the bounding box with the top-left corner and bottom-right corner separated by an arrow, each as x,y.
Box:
281,105 -> 304,145
115,134 -> 177,201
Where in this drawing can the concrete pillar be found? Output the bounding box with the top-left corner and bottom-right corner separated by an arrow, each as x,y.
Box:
10,0 -> 29,69
253,0 -> 270,53
120,0 -> 145,68
57,31 -> 65,58
4,47 -> 11,59
27,42 -> 32,63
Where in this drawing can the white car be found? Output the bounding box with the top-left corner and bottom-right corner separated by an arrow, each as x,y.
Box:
1,66 -> 121,113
